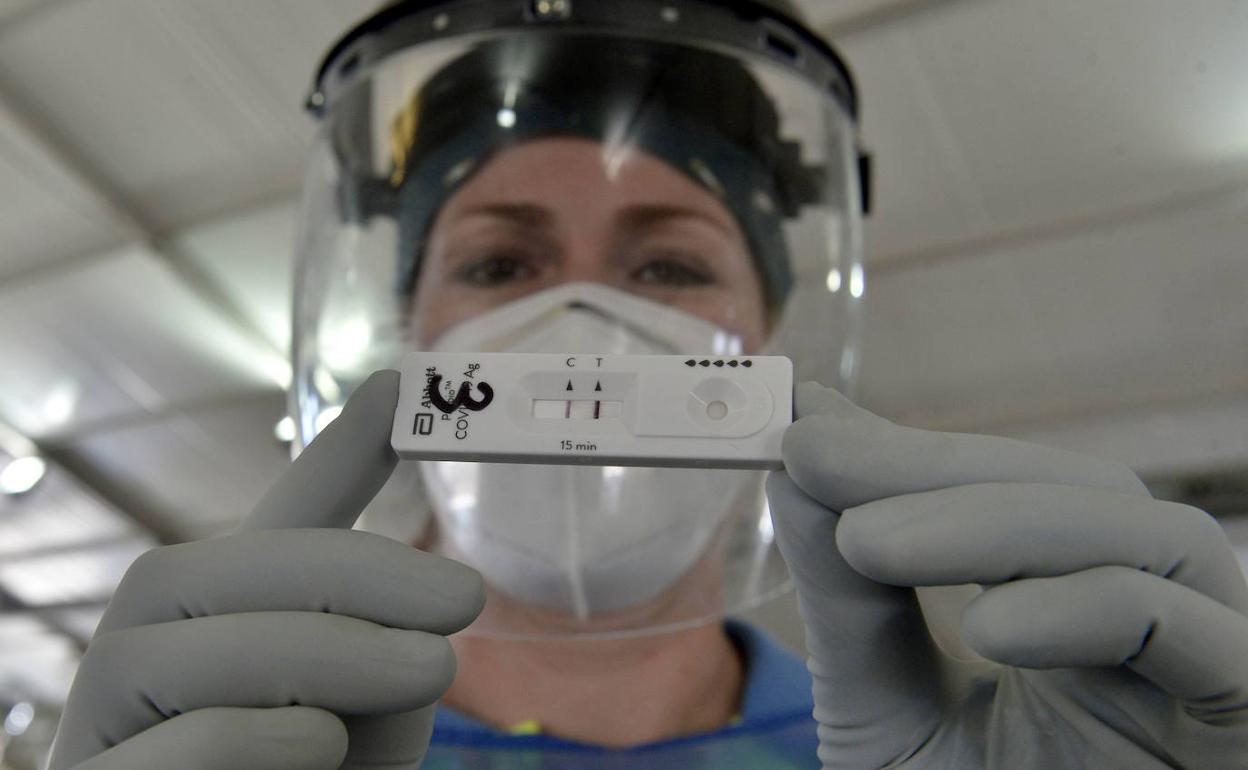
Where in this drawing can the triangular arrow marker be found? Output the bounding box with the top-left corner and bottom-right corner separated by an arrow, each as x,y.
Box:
594,381 -> 602,392
566,380 -> 574,391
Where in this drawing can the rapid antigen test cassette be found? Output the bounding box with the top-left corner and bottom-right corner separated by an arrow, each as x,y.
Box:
392,352 -> 793,469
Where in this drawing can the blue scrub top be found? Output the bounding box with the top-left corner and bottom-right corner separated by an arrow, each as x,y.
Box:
422,620 -> 819,769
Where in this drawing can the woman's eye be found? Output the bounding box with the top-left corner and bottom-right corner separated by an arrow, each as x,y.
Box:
631,257 -> 714,287
455,254 -> 536,287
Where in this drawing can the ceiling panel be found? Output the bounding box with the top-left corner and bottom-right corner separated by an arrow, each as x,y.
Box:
0,0 -> 49,30
62,391 -> 292,542
0,538 -> 151,606
0,0 -> 375,231
174,199 -> 299,354
0,613 -> 79,703
0,246 -> 286,439
838,0 -> 1248,260
834,20 -> 991,260
858,184 -> 1248,431
0,455 -> 142,557
0,104 -> 131,280
1007,393 -> 1248,479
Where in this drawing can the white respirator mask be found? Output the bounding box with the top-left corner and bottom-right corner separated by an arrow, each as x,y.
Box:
417,283 -> 762,622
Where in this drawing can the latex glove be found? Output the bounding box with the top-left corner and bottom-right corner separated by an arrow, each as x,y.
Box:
767,383 -> 1248,769
47,371 -> 485,770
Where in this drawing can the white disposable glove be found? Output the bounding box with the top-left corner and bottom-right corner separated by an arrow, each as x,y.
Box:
47,371 -> 485,770
767,383 -> 1248,769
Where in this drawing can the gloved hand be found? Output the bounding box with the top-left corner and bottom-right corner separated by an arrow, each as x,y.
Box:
767,383 -> 1248,769
46,371 -> 485,770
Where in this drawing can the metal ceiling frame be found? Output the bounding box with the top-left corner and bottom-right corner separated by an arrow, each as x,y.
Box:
0,33 -> 288,645
0,67 -> 292,542
0,84 -> 284,356
0,588 -> 98,651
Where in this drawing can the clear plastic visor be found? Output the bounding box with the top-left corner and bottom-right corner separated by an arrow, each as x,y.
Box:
291,28 -> 864,638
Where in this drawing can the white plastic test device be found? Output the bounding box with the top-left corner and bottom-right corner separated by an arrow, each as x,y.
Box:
391,352 -> 793,469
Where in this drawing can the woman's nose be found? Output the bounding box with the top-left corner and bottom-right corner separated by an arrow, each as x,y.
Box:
550,246 -> 615,287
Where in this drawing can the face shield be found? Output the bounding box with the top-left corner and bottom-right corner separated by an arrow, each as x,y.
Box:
292,0 -> 866,639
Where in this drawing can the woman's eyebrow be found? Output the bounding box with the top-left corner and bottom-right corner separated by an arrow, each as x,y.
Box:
455,202 -> 554,228
616,204 -> 735,237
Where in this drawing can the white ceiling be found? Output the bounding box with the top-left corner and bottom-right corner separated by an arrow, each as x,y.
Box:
842,0 -> 1248,260
0,0 -> 1246,707
0,245 -> 284,439
0,0 -> 369,235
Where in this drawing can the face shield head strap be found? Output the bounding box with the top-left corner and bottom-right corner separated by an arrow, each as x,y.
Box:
311,0 -> 859,118
367,35 -> 823,308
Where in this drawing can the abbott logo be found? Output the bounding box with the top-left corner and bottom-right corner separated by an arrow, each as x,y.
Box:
413,413 -> 433,436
